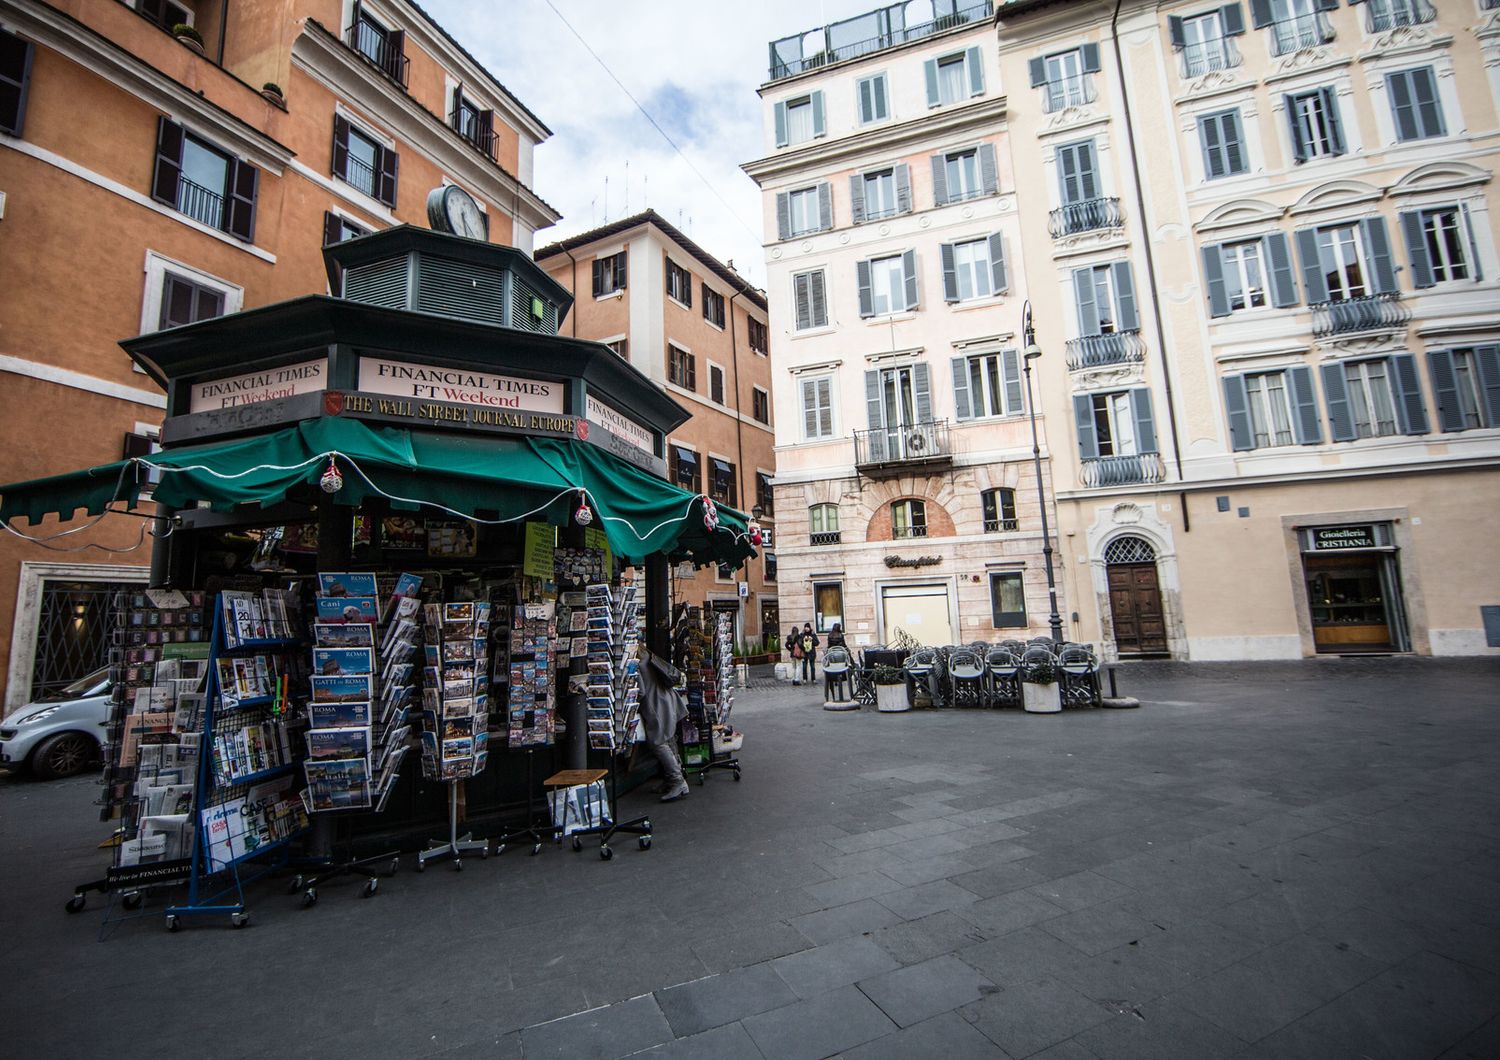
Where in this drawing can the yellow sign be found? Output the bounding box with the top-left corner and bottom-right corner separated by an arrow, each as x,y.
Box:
523,521 -> 556,579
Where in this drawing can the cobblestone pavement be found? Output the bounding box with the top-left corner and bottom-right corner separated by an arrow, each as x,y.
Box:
3,658 -> 1499,1058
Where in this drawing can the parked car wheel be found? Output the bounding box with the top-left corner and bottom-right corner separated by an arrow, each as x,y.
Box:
31,732 -> 97,780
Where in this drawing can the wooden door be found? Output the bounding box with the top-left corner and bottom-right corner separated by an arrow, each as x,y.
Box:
1107,563 -> 1167,654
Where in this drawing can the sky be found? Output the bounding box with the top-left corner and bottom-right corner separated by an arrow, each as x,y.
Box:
422,0 -> 883,290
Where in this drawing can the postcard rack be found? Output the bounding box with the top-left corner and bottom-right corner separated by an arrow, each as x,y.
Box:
675,608 -> 741,786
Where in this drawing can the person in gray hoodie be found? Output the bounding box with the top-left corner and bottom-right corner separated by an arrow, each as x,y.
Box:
637,646 -> 689,802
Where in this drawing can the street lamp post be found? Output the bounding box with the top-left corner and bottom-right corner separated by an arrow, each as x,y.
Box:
1022,301 -> 1066,646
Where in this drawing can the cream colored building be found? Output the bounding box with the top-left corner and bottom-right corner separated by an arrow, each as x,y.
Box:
745,1 -> 1068,650
995,0 -> 1500,658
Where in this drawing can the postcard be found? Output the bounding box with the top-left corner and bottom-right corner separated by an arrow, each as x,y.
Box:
310,674 -> 371,703
314,622 -> 374,648
313,647 -> 374,676
316,596 -> 379,625
309,699 -> 371,728
318,572 -> 379,598
442,737 -> 474,759
443,716 -> 474,740
306,726 -> 371,760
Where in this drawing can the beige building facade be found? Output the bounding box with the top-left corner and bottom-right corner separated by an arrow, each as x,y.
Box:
536,211 -> 779,647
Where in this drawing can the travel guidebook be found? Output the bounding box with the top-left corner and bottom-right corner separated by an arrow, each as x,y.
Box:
313,647 -> 374,676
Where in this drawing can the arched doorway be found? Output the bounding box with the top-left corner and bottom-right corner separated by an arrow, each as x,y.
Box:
1105,535 -> 1167,655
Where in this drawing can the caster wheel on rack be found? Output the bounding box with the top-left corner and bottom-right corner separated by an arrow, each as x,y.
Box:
494,844 -> 506,857
571,837 -> 583,853
65,894 -> 86,914
531,843 -> 541,856
363,879 -> 378,898
122,891 -> 143,911
697,775 -> 705,786
301,889 -> 318,909
642,819 -> 652,832
454,859 -> 463,872
165,915 -> 180,933
600,846 -> 613,861
286,875 -> 304,894
416,859 -> 426,873
480,847 -> 489,860
638,836 -> 652,851
231,912 -> 250,929
734,770 -> 742,782
387,858 -> 400,877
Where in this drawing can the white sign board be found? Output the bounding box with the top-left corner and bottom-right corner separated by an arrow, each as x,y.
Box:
189,358 -> 328,413
359,357 -> 563,413
585,395 -> 654,454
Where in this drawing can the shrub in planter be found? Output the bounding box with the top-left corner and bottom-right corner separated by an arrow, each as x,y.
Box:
1021,657 -> 1057,685
172,23 -> 204,45
872,664 -> 905,686
872,665 -> 908,712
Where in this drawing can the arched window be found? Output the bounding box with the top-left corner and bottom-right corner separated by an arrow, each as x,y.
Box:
892,499 -> 927,539
809,503 -> 841,545
1104,535 -> 1156,564
981,488 -> 1017,532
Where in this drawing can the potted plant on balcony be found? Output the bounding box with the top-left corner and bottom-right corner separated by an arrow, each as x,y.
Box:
172,23 -> 205,54
873,665 -> 909,713
1021,654 -> 1062,713
261,82 -> 285,106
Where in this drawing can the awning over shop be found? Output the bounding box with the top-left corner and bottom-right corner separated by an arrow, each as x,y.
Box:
0,417 -> 755,567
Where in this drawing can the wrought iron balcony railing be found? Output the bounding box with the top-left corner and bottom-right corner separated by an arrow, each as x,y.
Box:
1049,196 -> 1124,238
346,20 -> 410,89
1180,35 -> 1241,78
449,107 -> 495,160
343,152 -> 377,198
1366,0 -> 1435,32
1065,330 -> 1146,371
1042,75 -> 1096,113
1080,453 -> 1166,489
1311,293 -> 1410,338
768,2 -> 993,81
892,524 -> 929,540
983,518 -> 1019,533
177,177 -> 224,230
810,530 -> 842,547
1269,12 -> 1334,57
854,419 -> 951,470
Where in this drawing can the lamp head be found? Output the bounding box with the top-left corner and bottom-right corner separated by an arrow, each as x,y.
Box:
1024,343 -> 1043,362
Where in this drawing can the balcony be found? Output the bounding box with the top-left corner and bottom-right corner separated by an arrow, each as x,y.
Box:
983,518 -> 1019,533
1269,12 -> 1334,57
177,177 -> 225,230
1179,36 -> 1241,78
343,152 -> 377,198
768,2 -> 993,82
1311,293 -> 1410,338
1041,76 -> 1096,113
854,419 -> 952,478
892,524 -> 929,540
1065,330 -> 1146,371
1049,197 -> 1124,238
810,531 -> 842,547
1366,0 -> 1435,32
346,19 -> 410,89
450,107 -> 496,161
1080,453 -> 1165,489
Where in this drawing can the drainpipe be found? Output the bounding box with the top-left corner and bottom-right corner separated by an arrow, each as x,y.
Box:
1111,0 -> 1185,491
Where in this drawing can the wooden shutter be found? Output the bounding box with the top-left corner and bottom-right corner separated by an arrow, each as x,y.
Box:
988,232 -> 1008,294
1314,0 -> 1337,11
1168,16 -> 1185,48
801,378 -> 817,437
848,177 -> 865,225
1221,111 -> 1244,174
1295,229 -> 1329,303
1058,140 -> 1098,204
910,363 -> 931,425
793,273 -> 811,329
940,243 -> 958,303
1388,70 -> 1419,141
1287,365 -> 1321,444
384,29 -> 406,83
951,357 -> 972,420
1249,0 -> 1273,28
773,101 -> 788,147
1073,394 -> 1099,460
856,260 -> 873,318
1073,267 -> 1101,335
1080,43 -> 1101,73
1112,261 -> 1139,331
865,370 -> 885,426
1001,349 -> 1023,414
1389,354 -> 1429,435
1425,350 -> 1462,432
1285,94 -> 1307,163
894,164 -> 911,213
966,46 -> 984,96
808,270 -> 825,326
978,143 -> 998,195
1321,362 -> 1355,441
1222,4 -> 1246,34
858,77 -> 874,124
1322,87 -> 1345,154
776,192 -> 791,240
1400,211 -> 1434,288
1361,217 -> 1396,294
810,91 -> 826,138
225,158 -> 258,242
871,75 -> 887,121
1201,113 -> 1226,179
1130,388 -> 1157,453
901,249 -> 918,311
591,259 -> 604,297
924,58 -> 940,107
331,115 -> 350,181
479,110 -> 495,158
817,182 -> 832,230
1265,233 -> 1299,307
0,29 -> 34,137
1474,345 -> 1500,428
322,211 -> 344,291
1202,244 -> 1231,317
375,143 -> 399,207
1460,204 -> 1483,282
930,154 -> 948,206
151,117 -> 185,206
1222,375 -> 1253,450
1028,57 -> 1047,87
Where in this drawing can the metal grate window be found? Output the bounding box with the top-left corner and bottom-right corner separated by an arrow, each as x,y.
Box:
1104,535 -> 1156,564
29,582 -> 130,701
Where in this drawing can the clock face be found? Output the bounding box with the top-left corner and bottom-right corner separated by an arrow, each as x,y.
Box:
446,187 -> 486,240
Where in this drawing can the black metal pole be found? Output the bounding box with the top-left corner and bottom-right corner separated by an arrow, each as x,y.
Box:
1022,303 -> 1065,646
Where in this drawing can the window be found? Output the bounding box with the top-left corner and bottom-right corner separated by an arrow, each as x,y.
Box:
1199,109 -> 1248,179
990,572 -> 1027,628
332,116 -> 397,208
1170,7 -> 1245,76
321,212 -> 370,290
1223,240 -> 1266,310
952,350 -> 1023,420
925,47 -> 983,107
1285,87 -> 1345,162
1056,139 -> 1100,207
1073,262 -> 1139,336
137,0 -> 192,32
1073,388 -> 1158,459
1367,0 -> 1436,32
748,317 -> 768,354
1203,234 -> 1299,316
931,144 -> 998,207
813,582 -> 843,633
863,254 -> 909,317
774,91 -> 824,147
801,375 -> 834,439
1223,366 -> 1320,449
941,235 -> 1007,303
756,472 -> 775,515
150,119 -> 259,241
891,499 -> 928,539
0,28 -> 34,137
1402,207 -> 1476,287
668,345 -> 696,390
779,183 -> 832,240
592,251 -> 626,296
793,270 -> 828,330
1386,67 -> 1445,143
673,445 -> 701,493
857,73 -> 889,124
765,553 -> 777,582
982,488 -> 1017,533
1259,0 -> 1332,57
666,257 -> 692,306
1029,44 -> 1100,112
862,170 -> 897,220
1296,218 -> 1398,305
1429,347 -> 1499,432
703,285 -> 725,329
158,271 -> 226,330
348,6 -> 407,87
709,364 -> 725,405
752,387 -> 770,425
605,338 -> 629,361
450,88 -> 494,157
710,458 -> 736,505
1322,354 -> 1428,440
1318,225 -> 1365,301
809,504 -> 840,545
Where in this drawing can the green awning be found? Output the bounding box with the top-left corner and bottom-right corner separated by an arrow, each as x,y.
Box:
0,418 -> 755,567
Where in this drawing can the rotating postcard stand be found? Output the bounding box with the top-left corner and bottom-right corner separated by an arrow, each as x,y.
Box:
494,598 -> 560,857
417,600 -> 492,871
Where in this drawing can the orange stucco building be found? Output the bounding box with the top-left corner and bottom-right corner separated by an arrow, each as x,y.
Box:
0,0 -> 558,711
537,212 -> 780,649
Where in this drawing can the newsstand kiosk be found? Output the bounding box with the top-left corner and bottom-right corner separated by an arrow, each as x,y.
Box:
0,225 -> 756,929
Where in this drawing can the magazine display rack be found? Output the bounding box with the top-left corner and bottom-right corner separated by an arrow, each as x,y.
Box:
675,607 -> 741,785
416,599 -> 492,870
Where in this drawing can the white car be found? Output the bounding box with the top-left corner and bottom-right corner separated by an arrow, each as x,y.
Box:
0,668 -> 110,779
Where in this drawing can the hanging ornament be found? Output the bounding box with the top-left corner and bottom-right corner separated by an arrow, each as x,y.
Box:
574,491 -> 594,526
749,522 -> 764,548
319,456 -> 344,494
702,495 -> 719,531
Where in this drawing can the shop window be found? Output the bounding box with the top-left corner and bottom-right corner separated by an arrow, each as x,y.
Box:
990,572 -> 1027,628
892,499 -> 927,539
668,344 -> 695,390
813,582 -> 843,633
592,251 -> 626,296
981,488 -> 1017,533
151,118 -> 259,240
